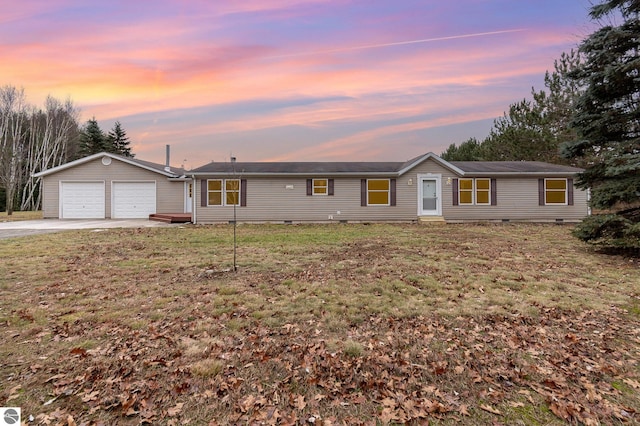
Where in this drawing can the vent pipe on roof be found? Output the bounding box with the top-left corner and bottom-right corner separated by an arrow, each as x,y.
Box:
164,145 -> 171,172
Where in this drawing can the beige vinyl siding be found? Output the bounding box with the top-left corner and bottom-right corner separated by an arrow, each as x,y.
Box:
193,157 -> 588,223
40,158 -> 184,218
195,158 -> 456,223
196,177 -> 417,223
443,177 -> 588,221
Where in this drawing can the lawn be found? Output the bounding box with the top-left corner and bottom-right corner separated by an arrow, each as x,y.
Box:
0,223 -> 638,425
0,211 -> 42,222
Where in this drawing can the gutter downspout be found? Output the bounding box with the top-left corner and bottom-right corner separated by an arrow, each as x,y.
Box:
192,174 -> 197,224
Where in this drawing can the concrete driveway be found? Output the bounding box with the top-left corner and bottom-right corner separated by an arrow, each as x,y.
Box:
0,219 -> 177,240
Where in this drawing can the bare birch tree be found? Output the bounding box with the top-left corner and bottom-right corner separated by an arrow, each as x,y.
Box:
20,97 -> 79,210
0,85 -> 28,215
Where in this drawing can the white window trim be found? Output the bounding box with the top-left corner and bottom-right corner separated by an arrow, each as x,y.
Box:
207,179 -> 241,206
312,178 -> 328,196
475,178 -> 491,206
367,178 -> 390,206
224,179 -> 241,206
544,178 -> 568,206
458,178 -> 475,205
459,178 -> 491,205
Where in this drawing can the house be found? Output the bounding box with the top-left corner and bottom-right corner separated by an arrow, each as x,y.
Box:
33,152 -> 191,219
33,151 -> 588,223
189,152 -> 588,223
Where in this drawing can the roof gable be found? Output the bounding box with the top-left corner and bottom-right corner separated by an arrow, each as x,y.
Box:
33,152 -> 185,178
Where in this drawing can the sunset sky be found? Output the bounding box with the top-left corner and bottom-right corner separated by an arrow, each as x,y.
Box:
1,0 -> 595,166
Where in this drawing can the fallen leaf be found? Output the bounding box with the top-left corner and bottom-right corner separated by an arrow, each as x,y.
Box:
459,404 -> 470,416
479,404 -> 502,415
168,402 -> 184,417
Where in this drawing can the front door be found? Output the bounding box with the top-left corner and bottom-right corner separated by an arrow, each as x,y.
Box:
418,175 -> 441,216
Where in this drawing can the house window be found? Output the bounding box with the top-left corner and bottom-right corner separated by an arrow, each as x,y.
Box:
208,180 -> 222,206
459,179 -> 474,204
475,178 -> 491,205
226,179 -> 240,205
545,179 -> 567,205
453,178 -> 496,206
207,179 -> 241,206
313,179 -> 328,195
367,179 -> 390,205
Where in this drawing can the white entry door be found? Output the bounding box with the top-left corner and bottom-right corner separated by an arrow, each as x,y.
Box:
112,182 -> 156,218
418,175 -> 442,216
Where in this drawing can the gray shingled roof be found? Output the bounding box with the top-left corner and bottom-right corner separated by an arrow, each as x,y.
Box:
128,157 -> 186,176
191,161 -> 406,174
191,155 -> 582,176
450,161 -> 583,174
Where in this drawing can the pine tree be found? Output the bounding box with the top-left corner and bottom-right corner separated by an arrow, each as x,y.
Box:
561,0 -> 640,250
441,52 -> 583,163
106,121 -> 134,157
441,138 -> 483,161
78,118 -> 107,157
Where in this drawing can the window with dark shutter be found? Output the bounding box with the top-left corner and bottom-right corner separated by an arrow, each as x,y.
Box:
240,179 -> 247,207
201,180 -> 207,207
390,179 -> 396,206
452,178 -> 459,206
490,178 -> 497,206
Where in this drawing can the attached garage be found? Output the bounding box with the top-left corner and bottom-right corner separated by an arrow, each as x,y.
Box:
60,181 -> 105,219
112,181 -> 156,218
34,152 -> 190,220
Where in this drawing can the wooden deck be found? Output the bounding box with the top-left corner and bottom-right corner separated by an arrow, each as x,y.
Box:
149,213 -> 192,223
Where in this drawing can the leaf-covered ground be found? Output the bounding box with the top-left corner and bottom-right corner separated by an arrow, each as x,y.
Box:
1,223 -> 639,425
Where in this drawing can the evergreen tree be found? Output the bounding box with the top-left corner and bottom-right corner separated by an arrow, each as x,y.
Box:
562,0 -> 640,250
441,138 -> 483,161
441,51 -> 583,163
78,118 -> 107,157
106,121 -> 134,157
481,51 -> 583,163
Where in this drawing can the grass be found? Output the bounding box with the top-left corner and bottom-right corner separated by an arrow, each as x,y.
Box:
0,223 -> 639,425
0,210 -> 42,221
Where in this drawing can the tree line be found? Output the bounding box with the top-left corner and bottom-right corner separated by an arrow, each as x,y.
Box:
441,0 -> 639,251
0,86 -> 133,214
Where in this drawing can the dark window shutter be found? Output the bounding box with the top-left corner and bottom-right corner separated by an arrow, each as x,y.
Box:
328,179 -> 334,196
361,179 -> 367,206
538,179 -> 545,206
390,179 -> 396,206
452,178 -> 459,206
201,179 -> 207,207
306,179 -> 312,196
240,179 -> 247,207
490,178 -> 497,206
567,178 -> 574,205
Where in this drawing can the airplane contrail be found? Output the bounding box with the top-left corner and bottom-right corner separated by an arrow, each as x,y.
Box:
266,29 -> 526,59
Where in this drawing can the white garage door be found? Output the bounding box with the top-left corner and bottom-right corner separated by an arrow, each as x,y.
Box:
113,182 -> 156,218
60,182 -> 105,219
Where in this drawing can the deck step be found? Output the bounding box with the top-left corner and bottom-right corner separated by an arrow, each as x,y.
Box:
149,213 -> 192,223
418,216 -> 446,224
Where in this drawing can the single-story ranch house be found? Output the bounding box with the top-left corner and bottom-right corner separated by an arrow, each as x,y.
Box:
33,151 -> 588,223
